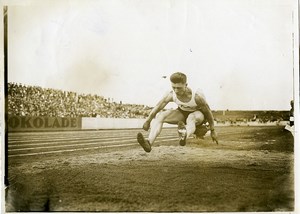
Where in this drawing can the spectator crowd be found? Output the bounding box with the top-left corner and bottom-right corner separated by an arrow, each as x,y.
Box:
7,83 -> 152,118
7,83 -> 290,123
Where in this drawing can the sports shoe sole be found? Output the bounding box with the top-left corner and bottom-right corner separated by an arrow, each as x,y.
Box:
137,132 -> 151,153
178,121 -> 187,146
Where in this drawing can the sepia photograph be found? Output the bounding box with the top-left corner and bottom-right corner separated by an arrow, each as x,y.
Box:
1,0 -> 299,212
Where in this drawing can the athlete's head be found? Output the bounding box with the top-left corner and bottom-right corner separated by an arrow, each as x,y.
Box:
170,72 -> 188,96
170,72 -> 187,84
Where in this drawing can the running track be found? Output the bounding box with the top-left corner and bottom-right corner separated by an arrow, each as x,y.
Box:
7,128 -> 183,158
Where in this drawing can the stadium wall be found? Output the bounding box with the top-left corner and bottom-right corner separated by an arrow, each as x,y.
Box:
82,117 -> 144,129
6,116 -> 288,132
81,117 -> 174,129
67,118 -> 289,130
6,116 -> 173,132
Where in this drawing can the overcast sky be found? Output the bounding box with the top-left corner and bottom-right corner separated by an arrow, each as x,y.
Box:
7,0 -> 296,110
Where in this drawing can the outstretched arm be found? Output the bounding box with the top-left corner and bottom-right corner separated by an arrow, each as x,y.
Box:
195,94 -> 218,144
143,92 -> 173,131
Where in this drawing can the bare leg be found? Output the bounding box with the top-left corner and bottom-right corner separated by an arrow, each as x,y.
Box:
186,111 -> 205,138
148,109 -> 185,145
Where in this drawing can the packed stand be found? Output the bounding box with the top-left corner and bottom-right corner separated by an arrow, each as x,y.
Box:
7,83 -> 152,118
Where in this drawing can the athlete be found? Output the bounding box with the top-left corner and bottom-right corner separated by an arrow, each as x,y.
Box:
137,72 -> 218,152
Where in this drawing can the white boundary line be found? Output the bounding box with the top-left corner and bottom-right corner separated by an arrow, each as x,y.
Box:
8,138 -> 179,157
7,133 -> 176,144
8,135 -> 177,152
8,143 -> 138,157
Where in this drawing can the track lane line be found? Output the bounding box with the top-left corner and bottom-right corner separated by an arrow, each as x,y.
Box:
8,134 -> 177,148
8,133 -> 176,145
8,143 -> 138,157
8,138 -> 179,157
8,136 -> 179,152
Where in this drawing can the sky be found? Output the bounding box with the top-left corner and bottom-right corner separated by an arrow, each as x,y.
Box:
6,0 -> 297,110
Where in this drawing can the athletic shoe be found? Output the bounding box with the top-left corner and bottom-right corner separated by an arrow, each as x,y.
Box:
178,121 -> 187,146
194,124 -> 209,139
137,132 -> 151,152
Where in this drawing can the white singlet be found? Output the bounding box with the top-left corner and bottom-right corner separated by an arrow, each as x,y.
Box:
172,88 -> 205,112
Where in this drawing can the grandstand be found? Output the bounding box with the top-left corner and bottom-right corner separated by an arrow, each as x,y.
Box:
7,83 -> 152,119
212,110 -> 290,124
7,83 -> 289,124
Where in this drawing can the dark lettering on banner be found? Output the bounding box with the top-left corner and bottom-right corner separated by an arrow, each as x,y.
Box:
52,118 -> 61,128
7,116 -> 81,130
71,118 -> 77,127
44,118 -> 52,128
33,117 -> 43,128
8,116 -> 20,128
62,118 -> 69,127
21,117 -> 32,128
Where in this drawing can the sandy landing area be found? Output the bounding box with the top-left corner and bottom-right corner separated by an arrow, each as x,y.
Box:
5,126 -> 294,212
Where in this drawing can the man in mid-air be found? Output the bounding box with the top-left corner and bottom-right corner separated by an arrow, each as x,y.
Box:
137,72 -> 218,152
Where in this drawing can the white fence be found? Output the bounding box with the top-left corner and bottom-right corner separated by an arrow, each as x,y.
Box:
82,117 -> 145,129
82,117 -> 177,129
82,117 -> 289,129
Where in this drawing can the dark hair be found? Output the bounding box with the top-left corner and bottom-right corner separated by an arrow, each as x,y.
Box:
170,72 -> 187,84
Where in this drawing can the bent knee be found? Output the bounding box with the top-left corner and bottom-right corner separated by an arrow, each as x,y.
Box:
187,111 -> 205,123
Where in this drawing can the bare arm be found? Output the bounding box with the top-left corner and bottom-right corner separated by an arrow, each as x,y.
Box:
143,92 -> 173,131
195,93 -> 218,144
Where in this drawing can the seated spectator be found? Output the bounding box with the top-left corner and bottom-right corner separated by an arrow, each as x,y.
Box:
7,82 -> 153,119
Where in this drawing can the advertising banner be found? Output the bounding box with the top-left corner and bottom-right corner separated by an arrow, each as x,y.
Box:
7,116 -> 82,132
